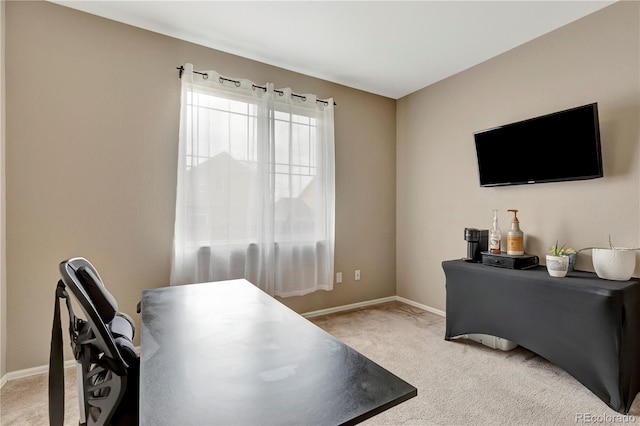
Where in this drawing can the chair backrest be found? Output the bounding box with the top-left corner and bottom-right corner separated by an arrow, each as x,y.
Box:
59,257 -> 129,374
50,257 -> 139,426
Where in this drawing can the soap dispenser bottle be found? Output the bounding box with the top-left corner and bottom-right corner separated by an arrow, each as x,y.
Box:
489,209 -> 501,254
506,209 -> 524,255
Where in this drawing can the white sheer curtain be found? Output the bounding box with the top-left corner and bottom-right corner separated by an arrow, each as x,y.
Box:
171,64 -> 335,297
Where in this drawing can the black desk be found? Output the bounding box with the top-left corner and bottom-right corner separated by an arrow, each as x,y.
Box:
442,260 -> 640,414
139,279 -> 417,425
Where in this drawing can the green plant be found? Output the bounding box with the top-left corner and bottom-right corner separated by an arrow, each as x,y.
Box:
549,241 -> 576,256
578,235 -> 640,252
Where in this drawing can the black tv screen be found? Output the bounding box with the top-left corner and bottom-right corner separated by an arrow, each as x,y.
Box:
474,103 -> 603,187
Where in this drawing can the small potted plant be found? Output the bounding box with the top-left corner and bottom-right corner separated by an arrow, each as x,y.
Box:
550,243 -> 577,271
546,241 -> 573,277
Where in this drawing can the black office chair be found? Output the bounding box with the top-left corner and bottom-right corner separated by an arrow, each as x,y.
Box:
49,257 -> 139,426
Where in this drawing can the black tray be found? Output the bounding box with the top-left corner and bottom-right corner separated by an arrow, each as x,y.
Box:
481,251 -> 539,269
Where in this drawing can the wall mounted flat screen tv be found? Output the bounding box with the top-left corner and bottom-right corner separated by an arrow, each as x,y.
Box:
474,103 -> 603,187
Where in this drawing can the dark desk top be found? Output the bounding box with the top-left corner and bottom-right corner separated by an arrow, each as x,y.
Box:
139,280 -> 416,425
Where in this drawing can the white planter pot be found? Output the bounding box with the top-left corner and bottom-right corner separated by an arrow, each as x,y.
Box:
592,248 -> 636,281
546,255 -> 569,277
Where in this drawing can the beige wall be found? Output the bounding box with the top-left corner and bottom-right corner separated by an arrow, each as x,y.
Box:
5,1 -> 396,372
1,0 -> 7,381
397,1 -> 640,311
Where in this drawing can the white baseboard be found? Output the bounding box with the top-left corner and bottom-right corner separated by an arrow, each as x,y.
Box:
302,295 -> 445,318
1,346 -> 142,386
2,359 -> 77,386
2,297 -> 443,385
396,296 -> 446,317
302,296 -> 396,318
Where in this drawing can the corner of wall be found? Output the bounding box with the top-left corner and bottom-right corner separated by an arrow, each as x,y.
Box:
1,0 -> 8,383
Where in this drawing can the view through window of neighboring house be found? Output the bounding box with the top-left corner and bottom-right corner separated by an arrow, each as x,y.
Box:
184,89 -> 319,246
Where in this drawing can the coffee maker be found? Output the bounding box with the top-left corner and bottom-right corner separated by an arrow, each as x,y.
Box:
464,228 -> 488,262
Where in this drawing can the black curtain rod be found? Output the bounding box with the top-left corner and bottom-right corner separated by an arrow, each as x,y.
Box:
177,66 -> 336,106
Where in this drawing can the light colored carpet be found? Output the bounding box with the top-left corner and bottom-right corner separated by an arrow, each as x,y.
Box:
311,302 -> 640,425
1,301 -> 638,425
1,366 -> 78,425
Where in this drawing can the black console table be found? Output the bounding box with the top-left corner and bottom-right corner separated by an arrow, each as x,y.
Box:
442,259 -> 640,414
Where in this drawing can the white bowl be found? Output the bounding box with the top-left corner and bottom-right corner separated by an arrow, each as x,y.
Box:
592,248 -> 636,281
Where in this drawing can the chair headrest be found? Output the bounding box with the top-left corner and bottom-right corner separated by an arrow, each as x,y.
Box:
76,266 -> 118,323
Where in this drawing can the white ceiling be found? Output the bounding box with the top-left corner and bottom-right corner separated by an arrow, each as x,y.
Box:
51,1 -> 616,99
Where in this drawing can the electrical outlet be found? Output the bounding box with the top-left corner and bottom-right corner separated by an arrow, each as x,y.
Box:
355,270 -> 361,281
336,272 -> 343,283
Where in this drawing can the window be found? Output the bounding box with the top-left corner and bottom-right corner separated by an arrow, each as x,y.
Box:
171,65 -> 335,297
